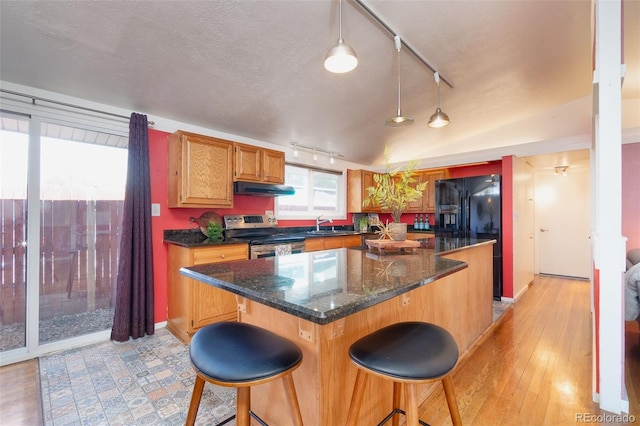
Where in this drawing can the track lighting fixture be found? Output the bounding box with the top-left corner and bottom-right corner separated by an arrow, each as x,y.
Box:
324,0 -> 358,73
428,72 -> 450,128
290,143 -> 343,164
385,36 -> 413,127
554,166 -> 569,176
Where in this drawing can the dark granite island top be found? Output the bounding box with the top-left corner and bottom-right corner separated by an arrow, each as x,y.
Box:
180,247 -> 467,325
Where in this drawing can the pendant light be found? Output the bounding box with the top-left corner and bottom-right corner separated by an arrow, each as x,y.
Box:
324,0 -> 358,73
385,36 -> 414,127
428,72 -> 450,128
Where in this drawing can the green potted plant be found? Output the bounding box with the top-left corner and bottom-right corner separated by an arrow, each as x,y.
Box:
364,148 -> 427,240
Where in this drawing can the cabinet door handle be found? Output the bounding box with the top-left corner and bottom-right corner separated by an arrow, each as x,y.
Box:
540,228 -> 549,232
221,254 -> 225,259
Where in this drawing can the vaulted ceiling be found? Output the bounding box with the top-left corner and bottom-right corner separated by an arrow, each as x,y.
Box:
1,1 -> 638,168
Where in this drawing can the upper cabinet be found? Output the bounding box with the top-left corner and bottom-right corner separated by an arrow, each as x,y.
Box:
347,169 -> 379,213
348,168 -> 449,213
234,143 -> 285,184
168,131 -> 233,208
406,169 -> 449,213
423,169 -> 449,212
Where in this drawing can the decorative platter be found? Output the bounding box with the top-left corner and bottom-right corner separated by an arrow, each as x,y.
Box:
365,239 -> 420,253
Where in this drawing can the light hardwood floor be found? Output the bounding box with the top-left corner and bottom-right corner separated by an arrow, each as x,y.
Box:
1,275 -> 638,425
0,358 -> 42,425
420,275 -> 639,425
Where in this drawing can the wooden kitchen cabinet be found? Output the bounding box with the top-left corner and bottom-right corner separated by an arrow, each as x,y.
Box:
347,169 -> 379,212
166,243 -> 248,343
424,169 -> 448,211
168,130 -> 233,208
234,143 -> 285,184
406,169 -> 449,213
304,234 -> 362,252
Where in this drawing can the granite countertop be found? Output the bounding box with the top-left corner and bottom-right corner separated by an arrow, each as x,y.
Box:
164,227 -> 433,248
180,247 -> 467,325
163,229 -> 244,247
163,228 -> 494,254
433,237 -> 496,254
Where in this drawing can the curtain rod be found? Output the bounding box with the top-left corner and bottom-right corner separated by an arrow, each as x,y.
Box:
353,0 -> 454,89
0,88 -> 155,126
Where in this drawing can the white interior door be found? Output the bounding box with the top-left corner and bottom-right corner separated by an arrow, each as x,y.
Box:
535,166 -> 591,278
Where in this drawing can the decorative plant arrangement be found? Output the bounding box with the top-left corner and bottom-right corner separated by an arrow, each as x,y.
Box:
206,221 -> 223,241
372,219 -> 393,240
364,147 -> 427,241
190,211 -> 224,241
357,216 -> 369,232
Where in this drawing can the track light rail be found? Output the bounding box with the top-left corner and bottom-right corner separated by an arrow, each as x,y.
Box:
353,0 -> 454,89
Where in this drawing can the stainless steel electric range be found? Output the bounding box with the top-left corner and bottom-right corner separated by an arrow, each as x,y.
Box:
223,214 -> 305,259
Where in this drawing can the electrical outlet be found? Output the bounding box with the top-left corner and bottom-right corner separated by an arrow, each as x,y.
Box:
151,203 -> 160,217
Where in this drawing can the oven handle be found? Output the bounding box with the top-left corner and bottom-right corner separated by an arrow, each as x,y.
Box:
250,243 -> 305,259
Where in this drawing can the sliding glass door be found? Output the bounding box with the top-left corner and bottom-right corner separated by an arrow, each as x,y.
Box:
38,124 -> 127,344
0,115 -> 29,353
0,114 -> 128,362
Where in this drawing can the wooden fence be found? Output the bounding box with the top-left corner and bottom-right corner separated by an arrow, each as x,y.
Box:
0,199 -> 123,325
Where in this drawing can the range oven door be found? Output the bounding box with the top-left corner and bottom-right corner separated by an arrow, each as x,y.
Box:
250,241 -> 305,259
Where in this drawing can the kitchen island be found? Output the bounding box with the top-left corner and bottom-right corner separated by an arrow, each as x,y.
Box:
180,239 -> 495,425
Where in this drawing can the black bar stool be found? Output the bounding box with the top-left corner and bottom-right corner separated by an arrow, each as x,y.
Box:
346,322 -> 462,426
186,322 -> 304,426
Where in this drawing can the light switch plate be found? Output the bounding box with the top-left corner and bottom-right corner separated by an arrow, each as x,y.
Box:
151,203 -> 160,217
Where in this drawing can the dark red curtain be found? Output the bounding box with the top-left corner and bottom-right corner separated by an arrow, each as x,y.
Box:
111,113 -> 154,341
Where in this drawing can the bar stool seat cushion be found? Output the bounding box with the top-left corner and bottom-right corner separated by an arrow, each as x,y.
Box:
190,322 -> 302,384
349,322 -> 458,381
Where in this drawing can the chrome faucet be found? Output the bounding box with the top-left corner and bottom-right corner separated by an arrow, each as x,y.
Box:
316,215 -> 333,231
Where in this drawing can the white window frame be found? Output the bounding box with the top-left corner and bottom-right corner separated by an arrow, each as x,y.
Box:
275,163 -> 346,220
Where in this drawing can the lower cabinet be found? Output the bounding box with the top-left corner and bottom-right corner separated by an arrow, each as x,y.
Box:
166,243 -> 248,344
304,234 -> 362,252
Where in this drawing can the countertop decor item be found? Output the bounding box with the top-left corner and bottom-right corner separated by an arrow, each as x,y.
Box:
206,221 -> 223,241
365,239 -> 420,253
364,147 -> 426,240
189,211 -> 223,237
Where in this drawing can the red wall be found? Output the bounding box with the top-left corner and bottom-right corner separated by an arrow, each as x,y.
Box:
501,157 -> 514,299
622,142 -> 640,250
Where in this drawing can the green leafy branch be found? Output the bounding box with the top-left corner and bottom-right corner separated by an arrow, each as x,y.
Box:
364,148 -> 427,223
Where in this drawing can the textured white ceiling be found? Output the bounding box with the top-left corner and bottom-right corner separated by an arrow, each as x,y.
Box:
0,0 -> 638,168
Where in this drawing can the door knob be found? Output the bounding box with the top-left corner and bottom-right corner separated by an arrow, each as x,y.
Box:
540,228 -> 549,232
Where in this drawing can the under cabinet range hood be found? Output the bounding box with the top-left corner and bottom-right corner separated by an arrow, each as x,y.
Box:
233,181 -> 295,197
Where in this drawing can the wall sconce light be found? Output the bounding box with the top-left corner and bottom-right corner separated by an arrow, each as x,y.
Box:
554,166 -> 569,176
290,142 -> 344,164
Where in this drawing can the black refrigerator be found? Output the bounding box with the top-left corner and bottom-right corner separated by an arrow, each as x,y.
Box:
435,174 -> 503,299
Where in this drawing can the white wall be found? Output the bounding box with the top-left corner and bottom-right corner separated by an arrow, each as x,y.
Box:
511,156 -> 535,299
